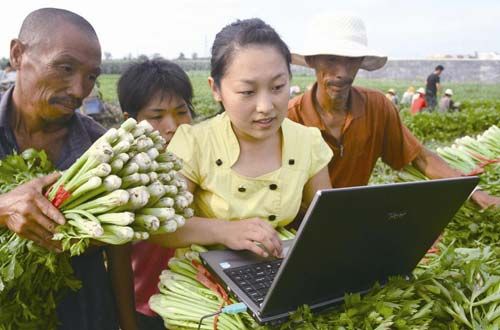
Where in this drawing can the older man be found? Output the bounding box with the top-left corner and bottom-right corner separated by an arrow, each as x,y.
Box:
0,8 -> 135,330
288,13 -> 499,208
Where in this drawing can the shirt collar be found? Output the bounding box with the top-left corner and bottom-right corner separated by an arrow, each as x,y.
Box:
349,86 -> 366,119
216,112 -> 294,169
0,86 -> 93,170
56,113 -> 93,169
217,113 -> 242,167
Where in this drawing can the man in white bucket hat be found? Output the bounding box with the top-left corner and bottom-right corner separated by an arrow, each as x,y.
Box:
288,13 -> 499,209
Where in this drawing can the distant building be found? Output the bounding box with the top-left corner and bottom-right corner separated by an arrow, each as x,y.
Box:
476,52 -> 500,60
427,51 -> 500,60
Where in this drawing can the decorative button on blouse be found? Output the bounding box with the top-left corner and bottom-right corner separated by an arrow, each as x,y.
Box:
288,159 -> 295,165
268,215 -> 276,221
238,186 -> 246,192
215,159 -> 223,166
269,184 -> 278,190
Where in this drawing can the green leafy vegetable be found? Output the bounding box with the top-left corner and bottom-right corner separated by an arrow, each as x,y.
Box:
0,150 -> 80,330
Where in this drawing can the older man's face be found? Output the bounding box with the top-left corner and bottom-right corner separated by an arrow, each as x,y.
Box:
14,22 -> 101,122
307,55 -> 363,103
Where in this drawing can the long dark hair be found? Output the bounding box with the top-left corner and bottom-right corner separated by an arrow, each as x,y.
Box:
210,18 -> 292,88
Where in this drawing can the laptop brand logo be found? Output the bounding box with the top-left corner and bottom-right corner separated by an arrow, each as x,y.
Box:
387,211 -> 408,221
219,262 -> 231,269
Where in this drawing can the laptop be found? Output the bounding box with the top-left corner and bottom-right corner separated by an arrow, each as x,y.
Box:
200,176 -> 479,325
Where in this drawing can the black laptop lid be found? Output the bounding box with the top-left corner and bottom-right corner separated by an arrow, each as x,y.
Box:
261,177 -> 479,317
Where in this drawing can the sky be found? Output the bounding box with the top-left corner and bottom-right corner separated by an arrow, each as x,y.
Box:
1,0 -> 499,60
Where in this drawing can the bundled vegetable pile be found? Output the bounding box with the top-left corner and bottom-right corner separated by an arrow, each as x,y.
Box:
0,118 -> 194,328
149,227 -> 296,329
0,150 -> 80,330
398,125 -> 500,253
435,125 -> 499,175
45,118 -> 193,255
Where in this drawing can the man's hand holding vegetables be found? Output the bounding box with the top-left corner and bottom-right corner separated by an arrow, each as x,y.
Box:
0,172 -> 64,251
467,189 -> 500,209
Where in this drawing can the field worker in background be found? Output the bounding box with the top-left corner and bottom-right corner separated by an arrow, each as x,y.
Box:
401,86 -> 415,106
425,64 -> 444,111
290,85 -> 301,97
1,61 -> 17,83
439,88 -> 460,112
411,87 -> 422,105
0,8 -> 137,330
411,87 -> 427,114
288,13 -> 499,208
385,88 -> 398,106
0,61 -> 17,94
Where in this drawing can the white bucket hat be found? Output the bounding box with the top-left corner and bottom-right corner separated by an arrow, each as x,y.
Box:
417,87 -> 425,94
444,88 -> 453,96
291,13 -> 387,71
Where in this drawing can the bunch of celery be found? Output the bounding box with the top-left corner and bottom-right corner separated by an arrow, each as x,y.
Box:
397,125 -> 500,251
0,150 -> 80,329
46,118 -> 193,256
434,125 -> 499,174
150,245 -> 255,330
399,124 -> 499,186
149,228 -> 296,329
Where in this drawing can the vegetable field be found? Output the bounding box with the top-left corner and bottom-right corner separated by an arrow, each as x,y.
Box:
1,73 -> 499,329
98,73 -> 500,117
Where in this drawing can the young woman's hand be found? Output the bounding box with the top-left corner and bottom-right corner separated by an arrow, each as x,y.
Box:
218,218 -> 283,258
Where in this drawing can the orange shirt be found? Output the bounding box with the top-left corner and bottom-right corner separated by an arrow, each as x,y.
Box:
288,84 -> 422,188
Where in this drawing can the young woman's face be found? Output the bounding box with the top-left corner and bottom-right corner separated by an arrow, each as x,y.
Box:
210,45 -> 290,141
136,93 -> 192,145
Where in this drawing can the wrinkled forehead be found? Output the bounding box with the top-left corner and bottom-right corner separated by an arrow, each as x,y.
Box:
33,22 -> 101,63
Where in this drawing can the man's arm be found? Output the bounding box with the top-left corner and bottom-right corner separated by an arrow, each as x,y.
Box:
412,147 -> 500,208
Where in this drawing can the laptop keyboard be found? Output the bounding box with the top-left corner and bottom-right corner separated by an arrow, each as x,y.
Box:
224,259 -> 282,305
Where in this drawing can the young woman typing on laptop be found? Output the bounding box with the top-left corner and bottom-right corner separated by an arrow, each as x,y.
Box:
150,18 -> 332,258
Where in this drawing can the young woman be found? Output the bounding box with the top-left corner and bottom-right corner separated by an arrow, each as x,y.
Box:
117,58 -> 195,330
155,18 -> 333,258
